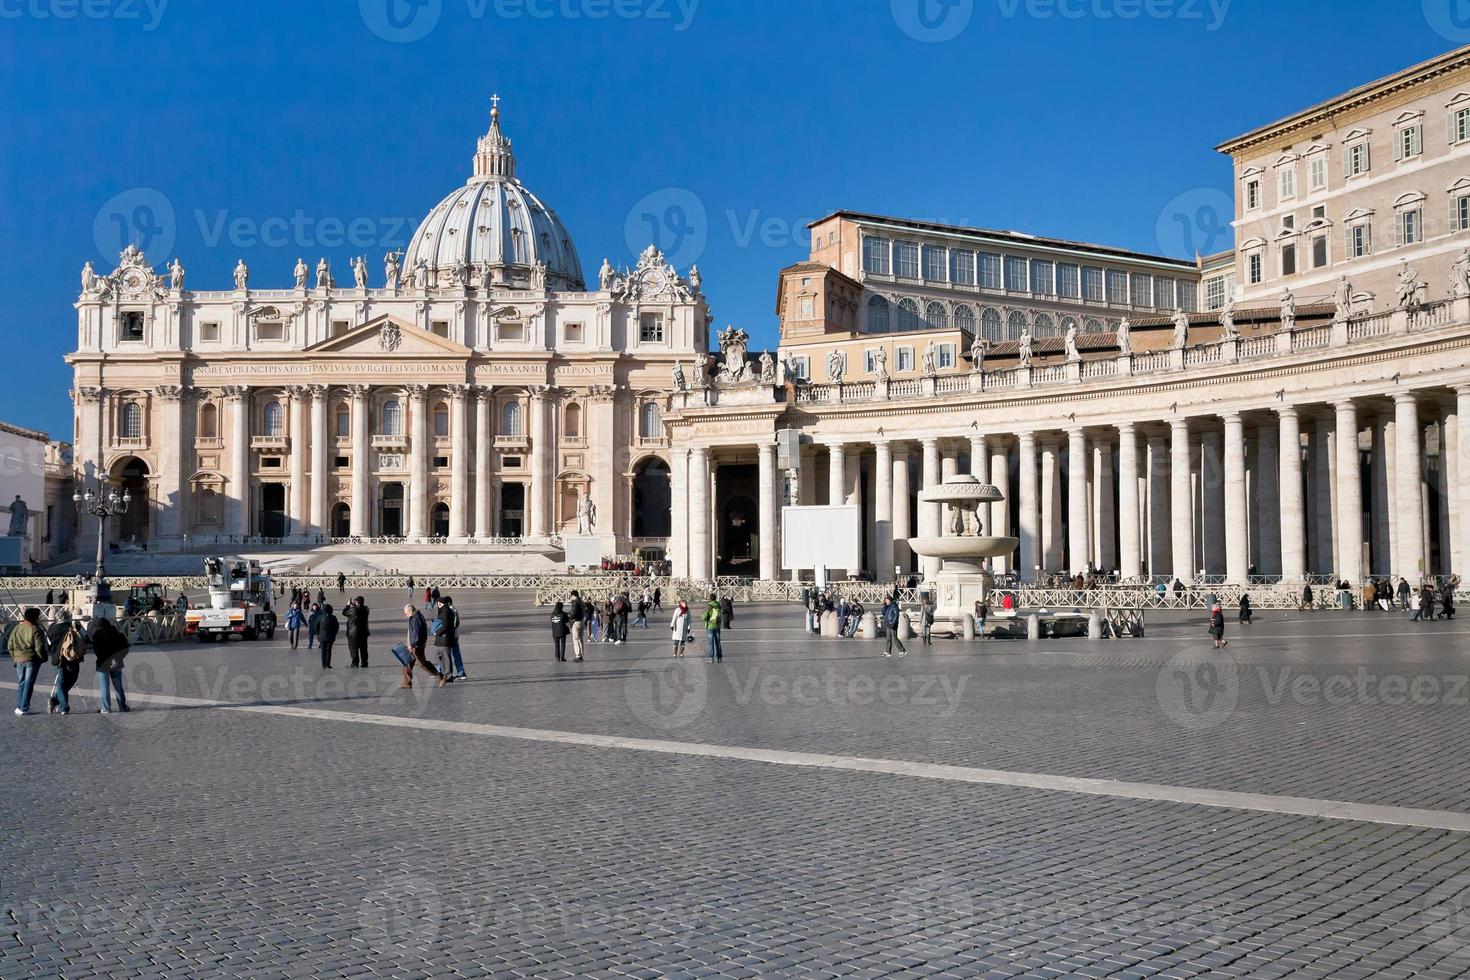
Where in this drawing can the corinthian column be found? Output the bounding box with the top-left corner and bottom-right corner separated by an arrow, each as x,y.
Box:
152,385 -> 187,545
1117,422 -> 1141,580
448,385 -> 470,540
1067,427 -> 1089,575
528,387 -> 551,538
892,445 -> 912,575
989,441 -> 1010,575
287,385 -> 309,537
827,441 -> 846,506
874,439 -> 894,577
1170,419 -> 1195,583
920,437 -> 941,580
758,440 -> 777,581
474,386 -> 492,538
349,385 -> 370,537
689,446 -> 711,580
309,386 -> 329,536
1277,406 -> 1306,581
406,384 -> 429,540
1018,431 -> 1039,582
1222,413 -> 1248,584
1336,399 -> 1364,584
225,385 -> 251,537
1394,392 -> 1423,579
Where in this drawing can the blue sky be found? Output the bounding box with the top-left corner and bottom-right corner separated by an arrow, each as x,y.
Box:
0,0 -> 1462,438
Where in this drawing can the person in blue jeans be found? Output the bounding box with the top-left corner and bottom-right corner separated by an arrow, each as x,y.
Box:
89,617 -> 131,713
703,596 -> 723,663
8,607 -> 46,716
436,596 -> 467,680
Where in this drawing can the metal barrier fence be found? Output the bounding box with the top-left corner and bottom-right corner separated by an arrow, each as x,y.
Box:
0,605 -> 187,644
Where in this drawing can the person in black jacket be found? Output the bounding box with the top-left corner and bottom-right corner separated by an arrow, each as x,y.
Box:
720,594 -> 734,630
550,601 -> 570,661
344,597 -> 370,668
402,603 -> 446,688
318,604 -> 340,668
567,590 -> 585,662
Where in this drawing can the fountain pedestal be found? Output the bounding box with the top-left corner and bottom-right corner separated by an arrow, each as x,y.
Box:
908,475 -> 1018,636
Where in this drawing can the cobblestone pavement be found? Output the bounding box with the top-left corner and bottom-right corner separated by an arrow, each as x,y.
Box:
4,589 -> 1470,977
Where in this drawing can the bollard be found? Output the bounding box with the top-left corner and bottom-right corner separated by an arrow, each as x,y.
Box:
898,611 -> 915,639
820,610 -> 839,637
1026,613 -> 1040,640
859,610 -> 877,639
962,613 -> 976,641
1087,613 -> 1102,640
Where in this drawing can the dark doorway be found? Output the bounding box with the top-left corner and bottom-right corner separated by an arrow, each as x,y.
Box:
112,456 -> 150,545
431,502 -> 450,538
381,482 -> 404,537
714,462 -> 759,576
331,503 -> 351,538
260,484 -> 287,538
500,483 -> 524,537
632,457 -> 672,538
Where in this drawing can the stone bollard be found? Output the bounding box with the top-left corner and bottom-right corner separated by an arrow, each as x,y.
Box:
898,611 -> 915,639
962,613 -> 976,641
1026,613 -> 1040,640
859,611 -> 877,638
1087,613 -> 1102,640
820,610 -> 839,637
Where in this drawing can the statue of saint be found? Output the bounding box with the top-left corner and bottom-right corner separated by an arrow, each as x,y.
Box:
1172,308 -> 1190,348
1220,298 -> 1238,338
758,351 -> 775,384
233,259 -> 249,291
7,495 -> 28,536
1453,250 -> 1470,299
599,257 -> 614,291
827,348 -> 846,384
1115,317 -> 1131,355
1280,288 -> 1297,330
1017,329 -> 1033,367
316,257 -> 333,290
1396,260 -> 1423,311
1063,323 -> 1080,362
1334,275 -> 1353,321
688,264 -> 702,295
576,494 -> 597,535
352,255 -> 368,289
81,261 -> 96,294
384,251 -> 401,291
921,340 -> 938,376
673,361 -> 688,392
874,346 -> 890,381
169,257 -> 185,291
969,338 -> 985,374
293,257 -> 308,290
530,260 -> 548,291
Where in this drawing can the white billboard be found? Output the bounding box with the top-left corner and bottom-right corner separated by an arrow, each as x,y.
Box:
781,505 -> 861,572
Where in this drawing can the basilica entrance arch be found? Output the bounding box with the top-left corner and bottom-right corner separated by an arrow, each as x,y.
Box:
380,483 -> 404,537
631,457 -> 671,538
108,456 -> 150,546
499,483 -> 525,538
259,484 -> 287,538
331,502 -> 351,538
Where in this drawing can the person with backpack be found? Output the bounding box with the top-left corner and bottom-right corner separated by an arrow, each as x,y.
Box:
670,601 -> 690,657
89,616 -> 131,713
550,601 -> 570,662
703,595 -> 723,663
1208,602 -> 1228,649
882,596 -> 907,658
635,594 -> 649,630
437,596 -> 467,678
285,602 -> 306,650
344,596 -> 371,668
318,604 -> 340,668
46,611 -> 87,715
9,607 -> 47,716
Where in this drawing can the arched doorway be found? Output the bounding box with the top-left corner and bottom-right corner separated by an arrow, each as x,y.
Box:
430,502 -> 450,538
632,457 -> 671,538
110,456 -> 150,546
380,483 -> 404,536
259,484 -> 287,538
720,493 -> 756,575
499,483 -> 524,537
331,502 -> 351,538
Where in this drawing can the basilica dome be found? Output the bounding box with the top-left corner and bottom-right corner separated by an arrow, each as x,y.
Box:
402,103 -> 585,291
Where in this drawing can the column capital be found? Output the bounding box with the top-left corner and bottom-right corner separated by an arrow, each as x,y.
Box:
444,383 -> 471,400
153,384 -> 186,402
1169,417 -> 1191,433
1455,384 -> 1470,399
404,383 -> 429,399
920,436 -> 940,448
305,384 -> 330,402
1116,420 -> 1136,435
757,441 -> 776,458
1393,390 -> 1418,406
284,384 -> 311,399
1220,411 -> 1244,426
1067,426 -> 1086,440
1332,398 -> 1357,412
219,384 -> 250,401
1276,403 -> 1299,420
346,384 -> 371,400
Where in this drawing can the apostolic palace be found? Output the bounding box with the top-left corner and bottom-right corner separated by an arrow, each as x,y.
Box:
61,46 -> 1470,586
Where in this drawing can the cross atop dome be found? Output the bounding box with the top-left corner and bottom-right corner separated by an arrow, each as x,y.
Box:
473,93 -> 515,180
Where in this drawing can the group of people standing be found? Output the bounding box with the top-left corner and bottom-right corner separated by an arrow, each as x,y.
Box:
396,594 -> 467,687
8,608 -> 132,716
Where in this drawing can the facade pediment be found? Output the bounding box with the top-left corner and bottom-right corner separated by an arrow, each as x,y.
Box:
305,315 -> 470,356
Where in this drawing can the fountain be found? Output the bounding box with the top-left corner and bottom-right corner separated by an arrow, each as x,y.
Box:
907,474 -> 1018,635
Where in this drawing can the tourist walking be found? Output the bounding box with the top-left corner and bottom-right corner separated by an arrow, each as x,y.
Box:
635,594 -> 649,629
318,604 -> 339,668
720,594 -> 734,629
1410,590 -> 1423,622
602,597 -> 615,643
550,601 -> 570,662
336,571 -> 347,594
1398,577 -> 1411,610
920,594 -> 935,646
439,596 -> 467,678
653,587 -> 662,612
670,601 -> 690,657
1208,602 -> 1228,649
1238,594 -> 1253,625
46,611 -> 86,715
568,590 -> 586,661
703,595 -> 723,663
285,603 -> 305,650
407,575 -> 415,596
1424,584 -> 1439,622
882,596 -> 907,658
90,616 -> 131,713
9,607 -> 46,716
615,592 -> 630,644
345,596 -> 371,668
307,603 -> 323,649
1301,583 -> 1314,610
400,604 -> 447,688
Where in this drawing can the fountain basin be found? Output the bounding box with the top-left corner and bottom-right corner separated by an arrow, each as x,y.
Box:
906,536 -> 1018,561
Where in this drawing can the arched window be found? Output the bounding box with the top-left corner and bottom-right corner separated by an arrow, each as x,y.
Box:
263,400 -> 285,437
924,301 -> 948,330
433,402 -> 449,438
640,402 -> 661,439
121,401 -> 143,439
1033,313 -> 1055,337
1084,317 -> 1104,334
1006,310 -> 1029,340
502,401 -> 523,437
867,295 -> 890,333
953,305 -> 975,334
381,399 -> 403,436
980,307 -> 1003,342
564,403 -> 581,439
198,403 -> 218,439
896,298 -> 923,332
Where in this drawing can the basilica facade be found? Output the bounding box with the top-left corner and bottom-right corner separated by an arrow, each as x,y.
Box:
67,106 -> 707,561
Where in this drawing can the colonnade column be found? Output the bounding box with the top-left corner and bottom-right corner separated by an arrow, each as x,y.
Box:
287,386 -> 308,537
874,440 -> 894,577
989,442 -> 1009,574
528,387 -> 550,538
1067,428 -> 1089,575
349,385 -> 369,537
1041,441 -> 1062,572
758,440 -> 777,581
1094,439 -> 1115,573
1117,422 -> 1141,580
406,385 -> 429,539
1335,399 -> 1363,584
968,435 -> 988,534
227,385 -> 251,537
1147,432 -> 1169,578
1170,419 -> 1195,583
1201,430 -> 1225,577
1394,392 -> 1423,579
920,438 -> 941,580
1314,418 -> 1338,575
669,447 -> 689,576
1256,420 -> 1280,576
1459,386 -> 1470,578
1277,406 -> 1306,581
449,385 -> 469,540
473,386 -> 492,538
689,446 -> 711,580
1222,413 -> 1249,584
309,386 -> 328,536
153,385 -> 185,545
892,445 -> 912,576
827,441 -> 846,507
1018,432 -> 1039,582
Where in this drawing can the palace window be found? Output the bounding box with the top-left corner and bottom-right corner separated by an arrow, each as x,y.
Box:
789,357 -> 810,380
1312,235 -> 1329,268
638,313 -> 664,343
1281,242 -> 1297,277
1106,269 -> 1128,305
382,399 -> 403,436
335,405 -> 350,438
949,249 -> 974,285
198,403 -> 218,439
1345,141 -> 1371,178
1397,123 -> 1423,161
1204,274 -> 1233,310
563,322 -> 584,343
1348,222 -> 1373,258
896,347 -> 914,372
502,401 -> 523,437
434,402 -> 450,438
937,344 -> 955,369
1278,167 -> 1296,202
1245,179 -> 1261,210
922,244 -> 946,281
1057,263 -> 1079,299
896,298 -> 923,332
263,400 -> 285,437
1004,256 -> 1027,292
1247,252 -> 1263,285
924,302 -> 947,330
864,349 -> 880,373
563,403 -> 580,439
862,236 -> 891,275
1455,193 -> 1470,232
498,321 -> 524,342
1179,280 -> 1198,312
121,401 -> 143,439
1309,155 -> 1327,191
1455,106 -> 1470,144
1154,276 -> 1176,310
1081,266 -> 1104,302
1084,317 -> 1104,333
1029,260 -> 1054,296
1033,313 -> 1055,337
867,295 -> 891,333
256,321 -> 284,342
1398,207 -> 1423,246
953,305 -> 975,334
639,402 -> 661,439
1129,273 -> 1153,307
978,253 -> 1002,289
431,320 -> 449,338
1006,310 -> 1028,339
979,307 -> 1002,341
893,241 -> 920,278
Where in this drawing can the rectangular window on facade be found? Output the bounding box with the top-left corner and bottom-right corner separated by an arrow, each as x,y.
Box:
1179,280 -> 1198,312
1455,107 -> 1470,144
331,320 -> 349,336
893,241 -> 920,278
1246,180 -> 1261,209
1310,156 -> 1327,191
334,456 -> 349,469
1029,260 -> 1054,295
200,321 -> 219,343
1312,235 -> 1328,268
433,456 -> 449,469
1346,142 -> 1370,177
564,322 -> 584,343
922,244 -> 947,281
864,349 -> 879,373
937,344 -> 955,369
1349,223 -> 1372,258
1399,208 -> 1423,245
1081,266 -> 1104,302
1057,263 -> 1080,298
1248,253 -> 1263,285
1154,276 -> 1176,309
1004,256 -> 1028,292
1398,124 -> 1423,160
978,252 -> 1002,289
256,321 -> 284,341
638,314 -> 664,342
862,236 -> 891,275
1106,269 -> 1128,305
1457,195 -> 1470,231
431,320 -> 449,337
949,249 -> 975,285
791,357 -> 810,380
896,346 -> 914,372
1278,168 -> 1295,201
1129,273 -> 1153,307
1205,276 -> 1226,310
1282,214 -> 1295,230
499,321 -> 524,341
1281,243 -> 1297,277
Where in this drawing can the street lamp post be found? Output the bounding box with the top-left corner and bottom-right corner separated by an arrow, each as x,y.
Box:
73,482 -> 130,580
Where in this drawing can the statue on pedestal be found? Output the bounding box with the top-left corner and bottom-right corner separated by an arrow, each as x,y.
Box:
294,257 -> 309,290
827,348 -> 846,384
233,259 -> 249,291
1452,249 -> 1470,299
1172,307 -> 1190,348
384,251 -> 401,291
1063,323 -> 1080,362
576,494 -> 597,536
169,257 -> 185,291
1017,329 -> 1033,368
1334,275 -> 1353,322
7,495 -> 29,537
1115,317 -> 1131,355
1280,288 -> 1297,331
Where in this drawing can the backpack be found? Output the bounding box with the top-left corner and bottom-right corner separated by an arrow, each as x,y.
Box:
57,626 -> 82,665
